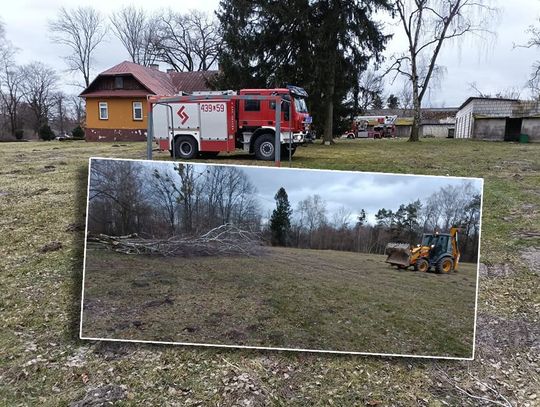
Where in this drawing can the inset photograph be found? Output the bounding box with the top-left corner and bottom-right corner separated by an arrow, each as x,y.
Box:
81,158 -> 483,359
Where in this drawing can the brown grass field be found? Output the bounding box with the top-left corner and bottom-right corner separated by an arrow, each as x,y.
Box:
0,138 -> 538,406
82,247 -> 477,358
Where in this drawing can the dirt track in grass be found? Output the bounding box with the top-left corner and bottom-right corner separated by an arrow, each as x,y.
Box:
82,246 -> 477,358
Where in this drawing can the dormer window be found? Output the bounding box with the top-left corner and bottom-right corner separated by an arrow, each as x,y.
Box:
114,76 -> 124,89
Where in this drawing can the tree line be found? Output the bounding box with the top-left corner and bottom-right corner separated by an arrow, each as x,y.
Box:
88,161 -> 261,238
88,160 -> 480,261
0,6 -> 219,140
268,182 -> 481,262
3,1 -> 504,142
0,23 -> 84,140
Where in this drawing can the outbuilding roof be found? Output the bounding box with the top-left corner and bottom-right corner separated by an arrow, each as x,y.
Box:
458,96 -> 519,110
363,108 -> 458,124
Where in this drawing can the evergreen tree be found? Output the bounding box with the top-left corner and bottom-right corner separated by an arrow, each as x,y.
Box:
214,0 -> 391,143
387,94 -> 399,109
371,94 -> 384,109
269,187 -> 292,246
357,209 -> 367,227
38,124 -> 55,141
375,208 -> 394,228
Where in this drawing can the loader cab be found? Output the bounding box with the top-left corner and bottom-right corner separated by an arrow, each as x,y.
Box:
421,234 -> 434,246
429,234 -> 452,261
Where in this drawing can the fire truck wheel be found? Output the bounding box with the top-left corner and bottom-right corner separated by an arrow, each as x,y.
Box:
254,134 -> 275,161
174,136 -> 198,159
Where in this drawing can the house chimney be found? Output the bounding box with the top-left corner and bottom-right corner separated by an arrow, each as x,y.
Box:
149,63 -> 160,71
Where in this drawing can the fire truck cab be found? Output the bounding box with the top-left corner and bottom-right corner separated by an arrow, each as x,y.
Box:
152,85 -> 312,161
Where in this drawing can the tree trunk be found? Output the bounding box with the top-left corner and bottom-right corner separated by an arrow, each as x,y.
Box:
322,49 -> 336,145
409,76 -> 422,142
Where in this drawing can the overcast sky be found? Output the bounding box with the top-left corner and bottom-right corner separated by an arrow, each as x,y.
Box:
2,0 -> 539,106
147,161 -> 482,225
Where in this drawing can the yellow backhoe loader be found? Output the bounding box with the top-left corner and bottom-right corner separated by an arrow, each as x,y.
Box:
385,227 -> 461,273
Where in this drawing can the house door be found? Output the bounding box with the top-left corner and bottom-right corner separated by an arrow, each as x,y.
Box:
504,118 -> 522,141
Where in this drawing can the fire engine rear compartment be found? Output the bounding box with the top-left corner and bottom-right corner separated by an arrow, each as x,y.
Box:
153,100 -> 237,154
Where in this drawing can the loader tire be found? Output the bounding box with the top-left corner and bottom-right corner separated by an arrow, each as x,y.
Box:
436,257 -> 454,273
416,258 -> 429,273
254,134 -> 275,161
174,136 -> 198,159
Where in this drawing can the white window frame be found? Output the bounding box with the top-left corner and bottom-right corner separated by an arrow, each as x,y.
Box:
99,102 -> 108,120
133,101 -> 143,121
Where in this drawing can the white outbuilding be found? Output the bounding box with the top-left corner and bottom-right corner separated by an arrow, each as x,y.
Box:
455,97 -> 539,142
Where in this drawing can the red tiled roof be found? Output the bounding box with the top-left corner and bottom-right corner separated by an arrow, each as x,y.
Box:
169,71 -> 218,94
100,61 -> 176,95
80,61 -> 218,97
79,89 -> 150,98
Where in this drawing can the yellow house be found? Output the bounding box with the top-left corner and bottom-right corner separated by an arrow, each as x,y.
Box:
80,61 -> 217,141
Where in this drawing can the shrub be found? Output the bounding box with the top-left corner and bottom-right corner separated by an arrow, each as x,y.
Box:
39,124 -> 55,141
71,125 -> 85,139
14,129 -> 24,140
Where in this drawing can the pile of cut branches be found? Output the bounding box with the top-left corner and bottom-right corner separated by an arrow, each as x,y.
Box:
87,224 -> 265,257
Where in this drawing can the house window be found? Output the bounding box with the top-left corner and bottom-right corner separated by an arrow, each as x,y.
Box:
114,76 -> 124,89
133,102 -> 143,121
99,102 -> 108,120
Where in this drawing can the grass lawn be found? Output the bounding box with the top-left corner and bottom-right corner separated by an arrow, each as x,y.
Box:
1,138 -> 539,406
82,247 -> 477,358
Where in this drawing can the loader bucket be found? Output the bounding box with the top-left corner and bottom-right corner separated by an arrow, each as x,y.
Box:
385,243 -> 411,267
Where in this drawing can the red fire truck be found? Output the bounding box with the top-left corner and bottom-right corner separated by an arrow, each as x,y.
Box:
151,85 -> 312,160
343,115 -> 397,139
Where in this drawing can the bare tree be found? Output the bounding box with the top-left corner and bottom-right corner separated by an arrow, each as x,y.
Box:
200,166 -> 260,232
295,195 -> 327,248
397,79 -> 413,110
0,43 -> 25,138
89,160 -> 151,236
151,168 -> 181,234
21,62 -> 58,134
52,92 -> 68,135
468,82 -> 521,99
155,9 -> 220,72
69,95 -> 85,126
110,6 -> 159,66
515,18 -> 540,98
187,10 -> 220,70
389,0 -> 496,141
354,69 -> 385,112
49,7 -> 107,87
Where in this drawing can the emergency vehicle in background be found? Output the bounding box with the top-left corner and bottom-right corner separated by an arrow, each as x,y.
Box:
343,115 -> 397,139
151,85 -> 312,161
